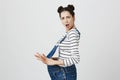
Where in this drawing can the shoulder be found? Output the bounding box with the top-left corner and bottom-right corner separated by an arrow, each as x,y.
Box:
67,28 -> 80,40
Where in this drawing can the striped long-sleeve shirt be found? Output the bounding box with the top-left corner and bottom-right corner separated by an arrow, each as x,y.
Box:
58,28 -> 80,67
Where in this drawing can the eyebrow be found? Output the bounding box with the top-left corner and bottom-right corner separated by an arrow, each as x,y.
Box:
61,15 -> 71,18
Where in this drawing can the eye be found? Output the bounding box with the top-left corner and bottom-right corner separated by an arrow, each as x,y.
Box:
61,17 -> 64,20
66,16 -> 70,19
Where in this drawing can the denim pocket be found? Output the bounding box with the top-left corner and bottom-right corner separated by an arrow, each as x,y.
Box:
47,65 -> 66,80
53,69 -> 65,80
64,65 -> 76,73
64,65 -> 77,80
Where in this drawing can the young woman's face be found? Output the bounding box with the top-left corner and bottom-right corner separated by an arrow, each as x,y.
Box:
60,11 -> 75,31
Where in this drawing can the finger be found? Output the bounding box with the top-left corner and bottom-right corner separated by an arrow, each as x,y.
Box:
35,53 -> 42,57
41,54 -> 47,58
35,54 -> 41,58
39,57 -> 47,64
36,53 -> 41,56
36,57 -> 41,61
42,54 -> 47,58
35,52 -> 39,55
40,56 -> 46,61
36,56 -> 44,62
40,55 -> 46,61
41,54 -> 47,60
42,54 -> 45,56
35,53 -> 43,60
35,54 -> 47,62
34,54 -> 38,56
40,55 -> 48,64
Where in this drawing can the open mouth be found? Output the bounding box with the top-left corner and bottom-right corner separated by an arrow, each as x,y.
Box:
66,24 -> 69,27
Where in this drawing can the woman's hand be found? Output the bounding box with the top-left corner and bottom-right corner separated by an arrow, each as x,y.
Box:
34,53 -> 56,65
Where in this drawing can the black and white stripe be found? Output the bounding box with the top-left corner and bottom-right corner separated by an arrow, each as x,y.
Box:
58,28 -> 80,67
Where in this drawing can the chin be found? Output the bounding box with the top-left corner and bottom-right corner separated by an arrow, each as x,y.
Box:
65,27 -> 69,30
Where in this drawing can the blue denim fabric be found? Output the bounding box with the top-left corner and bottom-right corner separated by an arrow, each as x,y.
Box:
47,65 -> 77,80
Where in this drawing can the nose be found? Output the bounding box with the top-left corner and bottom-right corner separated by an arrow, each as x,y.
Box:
64,18 -> 68,23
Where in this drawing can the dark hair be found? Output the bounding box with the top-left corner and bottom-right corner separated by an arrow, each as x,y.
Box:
57,4 -> 75,17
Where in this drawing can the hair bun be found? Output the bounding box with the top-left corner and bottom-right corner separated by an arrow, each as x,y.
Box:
67,4 -> 75,11
57,6 -> 63,13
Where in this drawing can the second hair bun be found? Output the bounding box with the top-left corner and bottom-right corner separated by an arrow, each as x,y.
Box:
67,4 -> 75,11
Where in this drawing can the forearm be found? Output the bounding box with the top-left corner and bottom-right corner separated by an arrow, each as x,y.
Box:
53,59 -> 64,66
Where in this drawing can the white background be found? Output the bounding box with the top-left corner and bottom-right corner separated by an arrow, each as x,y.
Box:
0,0 -> 120,80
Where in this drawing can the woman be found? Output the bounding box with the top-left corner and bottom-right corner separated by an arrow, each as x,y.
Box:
35,4 -> 80,80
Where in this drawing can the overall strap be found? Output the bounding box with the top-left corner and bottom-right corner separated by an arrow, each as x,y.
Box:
47,35 -> 66,58
75,28 -> 80,39
47,28 -> 80,58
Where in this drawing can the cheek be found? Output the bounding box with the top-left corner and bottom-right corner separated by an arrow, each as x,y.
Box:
61,20 -> 65,25
70,19 -> 74,24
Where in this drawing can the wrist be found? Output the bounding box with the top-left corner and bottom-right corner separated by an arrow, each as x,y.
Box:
53,59 -> 64,66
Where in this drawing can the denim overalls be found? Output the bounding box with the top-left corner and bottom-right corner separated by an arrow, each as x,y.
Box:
47,28 -> 80,80
47,65 -> 77,80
